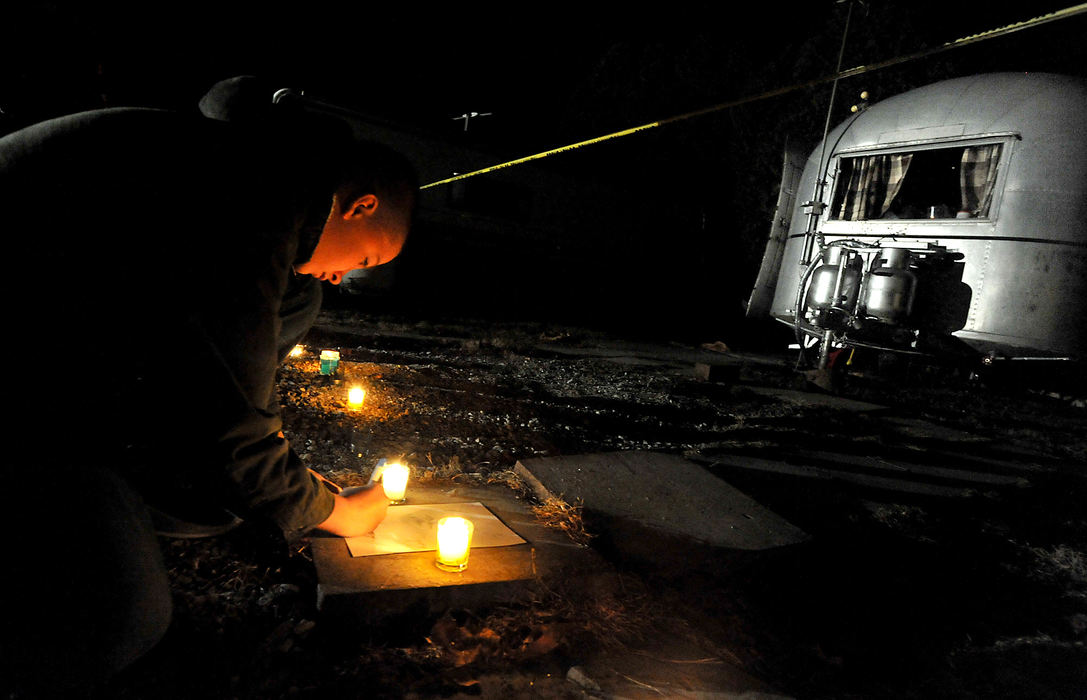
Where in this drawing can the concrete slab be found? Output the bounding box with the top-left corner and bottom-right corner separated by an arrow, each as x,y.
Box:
701,454 -> 993,498
514,451 -> 808,551
310,481 -> 611,627
873,417 -> 1058,473
875,415 -> 990,443
694,362 -> 742,384
532,341 -> 755,369
745,385 -> 887,412
571,645 -> 795,699
789,449 -> 1030,487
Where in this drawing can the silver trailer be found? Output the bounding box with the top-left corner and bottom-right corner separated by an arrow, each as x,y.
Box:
748,72 -> 1087,368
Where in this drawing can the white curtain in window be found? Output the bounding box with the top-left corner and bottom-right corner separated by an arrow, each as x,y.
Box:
879,154 -> 912,217
834,154 -> 912,220
960,144 -> 1002,217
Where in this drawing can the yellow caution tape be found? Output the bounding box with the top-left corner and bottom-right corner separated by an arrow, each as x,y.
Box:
421,3 -> 1086,190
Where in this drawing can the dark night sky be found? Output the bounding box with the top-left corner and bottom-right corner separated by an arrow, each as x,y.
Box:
5,1 -> 1084,146
3,1 -> 1085,334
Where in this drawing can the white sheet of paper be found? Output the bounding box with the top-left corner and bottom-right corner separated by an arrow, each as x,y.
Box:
344,501 -> 526,557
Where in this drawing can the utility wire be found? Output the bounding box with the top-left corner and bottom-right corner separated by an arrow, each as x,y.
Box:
421,3 -> 1087,190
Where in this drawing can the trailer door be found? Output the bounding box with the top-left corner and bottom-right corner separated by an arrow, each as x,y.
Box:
747,144 -> 808,317
747,144 -> 806,318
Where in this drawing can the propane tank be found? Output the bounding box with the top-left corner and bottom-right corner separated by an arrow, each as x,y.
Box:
862,247 -> 916,324
806,246 -> 861,313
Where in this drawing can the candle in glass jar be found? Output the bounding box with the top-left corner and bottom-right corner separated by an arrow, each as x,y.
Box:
347,386 -> 365,408
319,350 -> 340,375
380,462 -> 409,502
435,516 -> 473,571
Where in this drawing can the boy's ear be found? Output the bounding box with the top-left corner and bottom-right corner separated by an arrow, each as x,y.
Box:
344,194 -> 378,220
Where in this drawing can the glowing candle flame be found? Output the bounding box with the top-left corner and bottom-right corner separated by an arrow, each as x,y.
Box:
436,516 -> 473,572
348,386 -> 366,408
380,462 -> 409,502
289,345 -> 305,357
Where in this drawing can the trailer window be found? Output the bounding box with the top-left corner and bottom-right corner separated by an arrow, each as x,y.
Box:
831,144 -> 1002,220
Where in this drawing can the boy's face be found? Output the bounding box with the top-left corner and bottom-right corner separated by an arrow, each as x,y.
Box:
294,193 -> 408,285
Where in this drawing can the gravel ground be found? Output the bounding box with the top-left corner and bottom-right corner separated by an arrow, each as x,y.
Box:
64,310 -> 1087,699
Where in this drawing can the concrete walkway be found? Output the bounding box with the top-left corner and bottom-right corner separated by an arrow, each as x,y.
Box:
515,451 -> 808,551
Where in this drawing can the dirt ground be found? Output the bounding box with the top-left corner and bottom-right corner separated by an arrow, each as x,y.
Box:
71,310 -> 1086,699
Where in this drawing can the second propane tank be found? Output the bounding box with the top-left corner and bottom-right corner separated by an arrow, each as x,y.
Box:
862,247 -> 916,324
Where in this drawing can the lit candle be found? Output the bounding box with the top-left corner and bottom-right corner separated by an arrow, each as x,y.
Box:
435,516 -> 474,572
319,350 -> 340,375
380,462 -> 409,503
347,386 -> 366,408
289,344 -> 305,358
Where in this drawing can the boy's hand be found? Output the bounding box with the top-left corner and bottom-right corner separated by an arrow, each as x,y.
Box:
315,483 -> 388,537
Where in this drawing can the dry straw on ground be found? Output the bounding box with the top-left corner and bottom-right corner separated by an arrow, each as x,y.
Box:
530,496 -> 594,546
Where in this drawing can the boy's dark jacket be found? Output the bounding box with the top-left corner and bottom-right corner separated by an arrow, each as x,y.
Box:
0,78 -> 348,537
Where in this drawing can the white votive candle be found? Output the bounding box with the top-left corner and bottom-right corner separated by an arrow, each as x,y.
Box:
435,516 -> 474,572
381,462 -> 409,503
